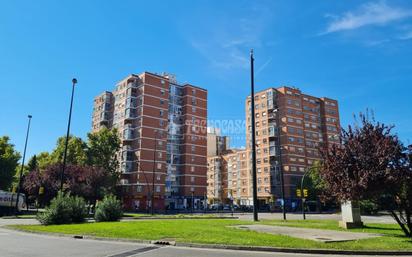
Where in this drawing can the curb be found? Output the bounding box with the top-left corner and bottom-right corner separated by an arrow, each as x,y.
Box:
176,242 -> 412,256
123,216 -> 239,220
5,227 -> 412,256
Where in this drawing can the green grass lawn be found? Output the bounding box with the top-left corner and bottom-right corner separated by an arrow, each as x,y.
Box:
123,213 -> 221,219
10,219 -> 412,251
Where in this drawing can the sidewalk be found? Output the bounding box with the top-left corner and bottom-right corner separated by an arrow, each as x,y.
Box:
234,224 -> 381,242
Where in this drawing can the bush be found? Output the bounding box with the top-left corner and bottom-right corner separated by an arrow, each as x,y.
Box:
94,195 -> 123,222
37,193 -> 87,225
360,200 -> 379,215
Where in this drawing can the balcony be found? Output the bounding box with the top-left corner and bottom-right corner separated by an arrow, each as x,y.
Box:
125,97 -> 138,109
99,112 -> 111,125
269,146 -> 277,156
121,161 -> 134,173
125,108 -> 138,120
123,126 -> 135,141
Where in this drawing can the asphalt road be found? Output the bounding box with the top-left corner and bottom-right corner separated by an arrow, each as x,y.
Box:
0,227 -> 406,257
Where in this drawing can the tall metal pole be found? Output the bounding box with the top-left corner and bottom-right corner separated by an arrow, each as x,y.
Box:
60,78 -> 77,192
275,109 -> 287,220
151,130 -> 158,215
15,115 -> 32,213
250,49 -> 258,222
301,170 -> 308,220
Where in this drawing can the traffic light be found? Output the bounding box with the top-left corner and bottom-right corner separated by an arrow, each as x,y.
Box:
39,186 -> 44,195
303,189 -> 308,198
296,189 -> 301,197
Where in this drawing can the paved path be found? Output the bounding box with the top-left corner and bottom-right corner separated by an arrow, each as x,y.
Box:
0,227 -> 400,257
234,224 -> 380,242
236,213 -> 396,224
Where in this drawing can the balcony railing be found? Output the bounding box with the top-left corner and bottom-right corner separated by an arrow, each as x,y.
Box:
121,161 -> 134,173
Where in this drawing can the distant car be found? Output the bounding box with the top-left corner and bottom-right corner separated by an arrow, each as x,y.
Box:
223,204 -> 231,211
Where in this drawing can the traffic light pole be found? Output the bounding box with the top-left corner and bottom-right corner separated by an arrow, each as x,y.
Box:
300,170 -> 309,220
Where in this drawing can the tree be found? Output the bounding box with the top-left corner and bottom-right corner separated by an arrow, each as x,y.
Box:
319,114 -> 412,237
23,164 -> 111,205
0,136 -> 21,190
50,136 -> 88,166
27,155 -> 38,172
87,128 -> 121,184
36,152 -> 53,170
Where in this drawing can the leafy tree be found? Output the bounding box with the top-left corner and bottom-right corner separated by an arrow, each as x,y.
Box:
87,128 -> 121,184
23,164 -> 111,205
319,114 -> 412,237
27,155 -> 38,172
36,152 -> 53,170
50,136 -> 88,165
0,136 -> 21,190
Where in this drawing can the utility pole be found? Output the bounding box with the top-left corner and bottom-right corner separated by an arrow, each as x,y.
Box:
250,49 -> 259,222
15,115 -> 32,213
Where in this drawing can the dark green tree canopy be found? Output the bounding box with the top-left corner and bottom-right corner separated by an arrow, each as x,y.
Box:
87,128 -> 121,178
0,136 -> 21,190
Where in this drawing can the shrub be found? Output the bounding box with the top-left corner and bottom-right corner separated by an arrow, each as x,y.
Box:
37,193 -> 87,225
360,200 -> 379,215
94,195 -> 123,222
69,195 -> 88,223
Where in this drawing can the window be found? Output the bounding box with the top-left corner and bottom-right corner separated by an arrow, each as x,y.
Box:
156,174 -> 161,180
160,99 -> 164,105
191,177 -> 195,182
156,185 -> 161,192
191,145 -> 196,152
157,163 -> 162,169
191,166 -> 195,172
160,89 -> 165,95
159,110 -> 164,116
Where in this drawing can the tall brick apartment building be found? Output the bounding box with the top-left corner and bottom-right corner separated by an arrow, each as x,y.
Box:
245,86 -> 340,205
206,86 -> 340,207
92,72 -> 207,211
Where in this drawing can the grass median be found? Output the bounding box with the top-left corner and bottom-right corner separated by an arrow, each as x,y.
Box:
10,219 -> 412,251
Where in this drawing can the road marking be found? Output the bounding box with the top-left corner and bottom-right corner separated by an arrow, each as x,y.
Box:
107,246 -> 159,257
0,232 -> 9,236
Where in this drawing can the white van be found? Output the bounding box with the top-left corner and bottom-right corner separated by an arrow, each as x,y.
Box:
0,190 -> 26,213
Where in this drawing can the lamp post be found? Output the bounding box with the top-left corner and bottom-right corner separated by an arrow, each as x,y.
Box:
15,115 -> 32,213
300,169 -> 310,220
60,78 -> 77,192
151,130 -> 158,215
250,49 -> 259,222
191,188 -> 195,214
273,108 -> 286,220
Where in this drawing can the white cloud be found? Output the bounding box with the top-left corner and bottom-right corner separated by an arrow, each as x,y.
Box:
187,4 -> 272,70
399,30 -> 412,40
323,1 -> 412,34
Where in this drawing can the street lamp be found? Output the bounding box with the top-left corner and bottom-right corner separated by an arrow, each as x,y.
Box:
60,78 -> 78,192
273,108 -> 286,220
15,115 -> 32,213
300,168 -> 311,220
191,188 -> 195,214
250,49 -> 259,222
151,130 -> 159,215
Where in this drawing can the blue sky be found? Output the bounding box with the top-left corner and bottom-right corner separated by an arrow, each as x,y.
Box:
1,0 -> 412,158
